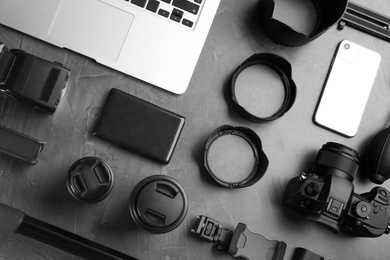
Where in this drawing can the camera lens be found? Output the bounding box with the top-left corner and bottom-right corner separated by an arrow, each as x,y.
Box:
311,142 -> 359,182
344,43 -> 350,49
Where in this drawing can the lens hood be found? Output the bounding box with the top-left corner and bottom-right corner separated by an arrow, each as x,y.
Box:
204,125 -> 268,188
231,53 -> 296,123
258,0 -> 348,46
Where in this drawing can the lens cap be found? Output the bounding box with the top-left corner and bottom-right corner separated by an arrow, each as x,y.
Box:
67,157 -> 114,203
129,175 -> 188,234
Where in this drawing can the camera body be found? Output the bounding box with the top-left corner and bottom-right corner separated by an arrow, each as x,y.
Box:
283,142 -> 390,237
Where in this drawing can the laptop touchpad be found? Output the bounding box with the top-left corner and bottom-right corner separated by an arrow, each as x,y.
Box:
49,0 -> 133,61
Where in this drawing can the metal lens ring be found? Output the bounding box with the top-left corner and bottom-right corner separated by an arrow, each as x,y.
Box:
231,53 -> 296,123
258,0 -> 349,46
204,125 -> 269,188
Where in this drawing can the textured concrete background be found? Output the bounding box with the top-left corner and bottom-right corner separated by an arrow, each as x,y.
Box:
0,0 -> 390,259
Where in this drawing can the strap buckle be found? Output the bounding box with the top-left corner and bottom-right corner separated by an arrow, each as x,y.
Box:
192,215 -> 287,260
191,215 -> 233,252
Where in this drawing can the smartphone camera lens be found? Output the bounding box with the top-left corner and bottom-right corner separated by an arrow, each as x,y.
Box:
344,43 -> 350,50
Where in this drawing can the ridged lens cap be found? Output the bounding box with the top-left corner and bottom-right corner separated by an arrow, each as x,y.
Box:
129,175 -> 188,234
67,157 -> 114,203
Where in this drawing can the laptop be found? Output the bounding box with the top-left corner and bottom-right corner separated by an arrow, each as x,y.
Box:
0,0 -> 221,94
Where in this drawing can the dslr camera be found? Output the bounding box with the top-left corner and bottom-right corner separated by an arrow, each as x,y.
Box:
283,142 -> 390,237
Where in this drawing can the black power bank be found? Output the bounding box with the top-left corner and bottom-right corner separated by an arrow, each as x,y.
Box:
93,88 -> 185,164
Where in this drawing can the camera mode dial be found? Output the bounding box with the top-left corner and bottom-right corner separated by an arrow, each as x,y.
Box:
373,187 -> 389,205
353,201 -> 371,218
370,187 -> 390,215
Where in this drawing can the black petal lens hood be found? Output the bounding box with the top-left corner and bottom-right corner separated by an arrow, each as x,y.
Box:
204,125 -> 269,188
258,0 -> 348,46
231,53 -> 296,123
366,126 -> 390,184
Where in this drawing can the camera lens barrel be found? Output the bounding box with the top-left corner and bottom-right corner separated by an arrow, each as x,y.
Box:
311,142 -> 359,182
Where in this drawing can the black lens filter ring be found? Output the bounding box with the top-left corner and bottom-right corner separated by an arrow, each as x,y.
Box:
204,125 -> 269,188
231,53 -> 296,123
258,0 -> 348,46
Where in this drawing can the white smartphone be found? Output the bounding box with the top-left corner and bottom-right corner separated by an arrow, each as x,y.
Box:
313,40 -> 381,137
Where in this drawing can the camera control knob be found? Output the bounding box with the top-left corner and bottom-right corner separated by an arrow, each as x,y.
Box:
353,201 -> 371,218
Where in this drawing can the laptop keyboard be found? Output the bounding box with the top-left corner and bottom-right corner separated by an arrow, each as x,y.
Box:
126,0 -> 204,29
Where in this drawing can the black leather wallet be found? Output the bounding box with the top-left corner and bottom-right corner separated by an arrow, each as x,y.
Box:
93,88 -> 185,164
